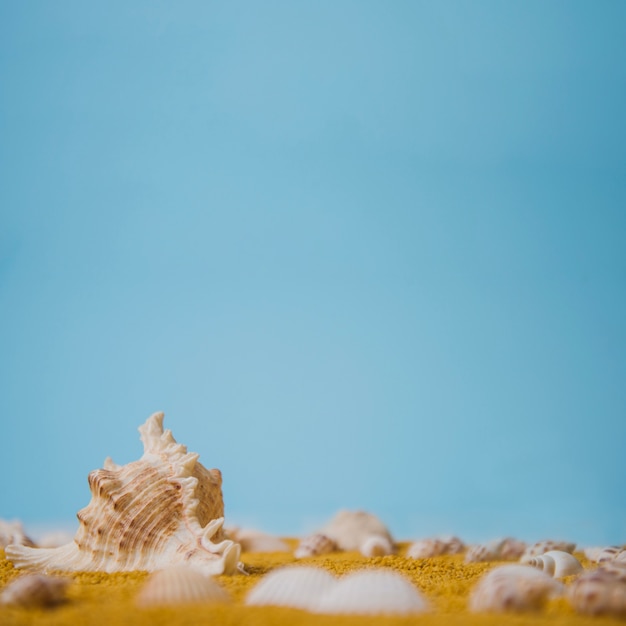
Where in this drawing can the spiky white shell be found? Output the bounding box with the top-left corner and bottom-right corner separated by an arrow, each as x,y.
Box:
316,570 -> 429,615
5,413 -> 240,576
0,574 -> 70,607
319,510 -> 394,556
469,564 -> 563,613
0,519 -> 34,549
294,533 -> 337,559
521,550 -> 583,578
246,566 -> 337,611
136,565 -> 231,607
360,535 -> 394,557
584,546 -> 625,563
568,564 -> 626,616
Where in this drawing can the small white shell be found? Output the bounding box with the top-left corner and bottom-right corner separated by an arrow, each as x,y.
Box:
522,550 -> 583,578
245,566 -> 336,611
320,510 -> 394,552
136,565 -> 231,607
406,536 -> 465,559
407,539 -> 447,559
294,534 -> 337,559
317,570 -> 428,615
0,574 -> 70,607
469,564 -> 563,613
522,539 -> 576,559
360,535 -> 394,557
585,546 -> 624,563
568,566 -> 626,616
465,539 -> 505,563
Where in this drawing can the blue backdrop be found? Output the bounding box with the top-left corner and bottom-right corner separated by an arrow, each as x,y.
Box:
1,1 -> 625,545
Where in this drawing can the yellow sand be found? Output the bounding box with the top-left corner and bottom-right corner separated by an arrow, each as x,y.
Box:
0,544 -> 621,626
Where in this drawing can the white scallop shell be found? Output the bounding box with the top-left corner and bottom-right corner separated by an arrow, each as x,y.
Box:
568,565 -> 626,616
294,533 -> 337,559
522,539 -> 576,559
316,570 -> 429,615
5,412 -> 241,576
245,566 -> 428,615
136,564 -> 231,607
0,574 -> 70,607
469,564 -> 564,613
226,528 -> 289,553
0,519 -> 34,549
521,550 -> 583,578
245,566 -> 337,611
319,510 -> 395,555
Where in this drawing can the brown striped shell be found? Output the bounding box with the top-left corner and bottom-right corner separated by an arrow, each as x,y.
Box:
5,412 -> 240,575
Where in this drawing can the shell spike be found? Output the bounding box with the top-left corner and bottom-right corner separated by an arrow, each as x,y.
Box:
202,518 -> 225,544
138,412 -> 166,452
177,452 -> 199,477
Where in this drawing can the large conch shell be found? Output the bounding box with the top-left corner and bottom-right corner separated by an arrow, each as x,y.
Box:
5,412 -> 240,575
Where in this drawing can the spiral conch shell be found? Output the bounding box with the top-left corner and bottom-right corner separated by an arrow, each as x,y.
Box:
5,412 -> 241,575
521,550 -> 583,578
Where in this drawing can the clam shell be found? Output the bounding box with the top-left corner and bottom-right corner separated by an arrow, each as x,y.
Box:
316,570 -> 429,615
522,550 -> 583,578
320,510 -> 394,553
0,519 -> 35,549
294,533 -> 337,559
469,564 -> 564,613
5,412 -> 241,575
245,566 -> 337,611
136,564 -> 231,607
568,565 -> 626,616
0,574 -> 70,607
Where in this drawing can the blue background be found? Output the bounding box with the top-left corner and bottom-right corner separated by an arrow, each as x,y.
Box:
1,1 -> 625,546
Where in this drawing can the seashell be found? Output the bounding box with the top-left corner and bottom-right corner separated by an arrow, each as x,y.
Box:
360,535 -> 394,557
226,528 -> 289,553
5,412 -> 240,575
616,550 -> 626,564
521,550 -> 583,578
469,564 -> 564,613
0,574 -> 70,607
136,564 -> 231,607
585,546 -> 624,563
0,519 -> 35,549
246,566 -> 337,611
498,538 -> 527,560
294,534 -> 337,559
316,569 -> 429,615
522,539 -> 576,559
318,510 -> 395,556
465,538 -> 506,563
568,565 -> 626,616
36,531 -> 76,549
245,566 -> 428,615
406,535 -> 465,559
